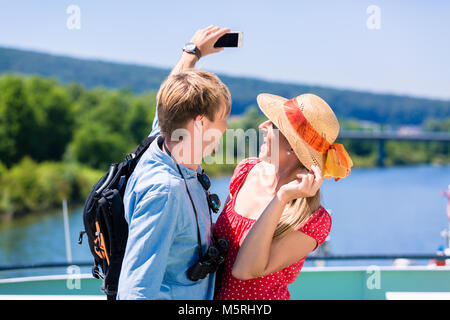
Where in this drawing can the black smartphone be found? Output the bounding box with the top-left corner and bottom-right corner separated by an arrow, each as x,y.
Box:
214,32 -> 243,48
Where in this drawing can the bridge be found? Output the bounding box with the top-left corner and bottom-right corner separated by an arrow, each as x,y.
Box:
337,130 -> 450,167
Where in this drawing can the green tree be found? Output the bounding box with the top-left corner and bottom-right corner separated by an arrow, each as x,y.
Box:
37,86 -> 75,161
84,91 -> 130,134
70,123 -> 131,170
0,75 -> 39,167
238,105 -> 267,131
424,118 -> 450,132
125,100 -> 151,143
125,95 -> 157,143
66,82 -> 84,102
72,88 -> 105,121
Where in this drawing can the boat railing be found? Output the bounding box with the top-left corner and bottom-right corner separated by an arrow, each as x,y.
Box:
0,254 -> 449,272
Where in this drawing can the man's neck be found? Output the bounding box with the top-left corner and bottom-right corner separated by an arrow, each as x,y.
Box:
163,138 -> 200,171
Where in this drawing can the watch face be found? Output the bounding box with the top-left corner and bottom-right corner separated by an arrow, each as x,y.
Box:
184,43 -> 196,52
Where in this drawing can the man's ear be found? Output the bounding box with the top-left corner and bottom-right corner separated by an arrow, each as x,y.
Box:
194,115 -> 204,127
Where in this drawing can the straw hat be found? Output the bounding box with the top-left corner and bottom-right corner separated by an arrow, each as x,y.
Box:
257,93 -> 353,181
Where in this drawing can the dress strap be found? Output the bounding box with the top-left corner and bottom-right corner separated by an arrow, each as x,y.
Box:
229,158 -> 261,196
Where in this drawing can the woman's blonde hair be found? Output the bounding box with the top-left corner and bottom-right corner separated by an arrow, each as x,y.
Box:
273,163 -> 321,239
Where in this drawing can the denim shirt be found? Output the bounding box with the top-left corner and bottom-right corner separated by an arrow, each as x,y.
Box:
117,113 -> 215,300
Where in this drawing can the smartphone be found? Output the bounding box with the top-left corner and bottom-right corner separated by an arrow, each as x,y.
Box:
214,31 -> 243,48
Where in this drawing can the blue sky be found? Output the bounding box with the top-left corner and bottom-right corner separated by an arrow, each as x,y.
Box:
0,1 -> 449,100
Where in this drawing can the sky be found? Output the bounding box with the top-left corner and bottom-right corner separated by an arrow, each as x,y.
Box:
0,0 -> 449,100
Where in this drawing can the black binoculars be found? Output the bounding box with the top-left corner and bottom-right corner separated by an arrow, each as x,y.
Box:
187,238 -> 229,281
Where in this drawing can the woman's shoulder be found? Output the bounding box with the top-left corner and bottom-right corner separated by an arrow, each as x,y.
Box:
229,157 -> 261,195
304,206 -> 332,230
298,206 -> 332,248
234,157 -> 261,173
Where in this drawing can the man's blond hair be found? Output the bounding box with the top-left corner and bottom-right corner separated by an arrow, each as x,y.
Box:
156,69 -> 231,137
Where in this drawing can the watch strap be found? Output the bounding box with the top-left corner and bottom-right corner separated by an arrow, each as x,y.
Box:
183,43 -> 202,60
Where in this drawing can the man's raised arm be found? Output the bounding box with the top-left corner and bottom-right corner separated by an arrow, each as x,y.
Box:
170,25 -> 230,75
150,25 -> 230,136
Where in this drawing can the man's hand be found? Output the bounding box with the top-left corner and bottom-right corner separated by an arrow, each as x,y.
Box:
170,25 -> 230,76
191,25 -> 231,58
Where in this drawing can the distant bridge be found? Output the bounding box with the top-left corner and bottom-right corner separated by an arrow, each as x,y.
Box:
337,130 -> 450,167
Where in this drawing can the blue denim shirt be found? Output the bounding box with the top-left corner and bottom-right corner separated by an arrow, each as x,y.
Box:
117,114 -> 215,300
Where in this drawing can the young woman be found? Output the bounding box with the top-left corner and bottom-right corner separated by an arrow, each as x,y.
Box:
213,93 -> 353,300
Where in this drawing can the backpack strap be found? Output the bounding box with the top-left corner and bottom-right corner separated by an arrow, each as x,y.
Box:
126,136 -> 157,162
95,164 -> 118,196
124,135 -> 157,173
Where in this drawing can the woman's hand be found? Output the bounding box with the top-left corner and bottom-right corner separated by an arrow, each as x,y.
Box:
277,165 -> 324,204
190,25 -> 230,58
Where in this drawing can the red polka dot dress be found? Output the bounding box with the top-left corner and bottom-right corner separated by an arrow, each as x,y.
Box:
213,158 -> 332,300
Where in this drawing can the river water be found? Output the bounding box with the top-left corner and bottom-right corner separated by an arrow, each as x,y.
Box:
0,164 -> 449,278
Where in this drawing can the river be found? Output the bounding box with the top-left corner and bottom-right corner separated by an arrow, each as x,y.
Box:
0,164 -> 449,278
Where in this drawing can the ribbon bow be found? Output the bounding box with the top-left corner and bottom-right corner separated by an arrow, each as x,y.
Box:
324,143 -> 353,182
284,98 -> 353,182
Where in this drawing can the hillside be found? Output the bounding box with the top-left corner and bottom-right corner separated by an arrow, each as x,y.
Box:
1,46 -> 449,125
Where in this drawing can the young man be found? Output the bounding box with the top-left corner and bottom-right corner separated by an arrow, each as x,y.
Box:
117,26 -> 231,300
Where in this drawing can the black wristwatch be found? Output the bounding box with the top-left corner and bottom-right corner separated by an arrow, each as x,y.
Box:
183,42 -> 202,60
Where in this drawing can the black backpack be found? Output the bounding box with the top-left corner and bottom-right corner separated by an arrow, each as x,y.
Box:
78,135 -> 157,300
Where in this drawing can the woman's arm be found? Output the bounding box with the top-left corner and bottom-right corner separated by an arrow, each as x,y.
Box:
231,165 -> 323,280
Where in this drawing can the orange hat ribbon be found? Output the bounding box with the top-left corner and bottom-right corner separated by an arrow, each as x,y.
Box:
283,98 -> 353,181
